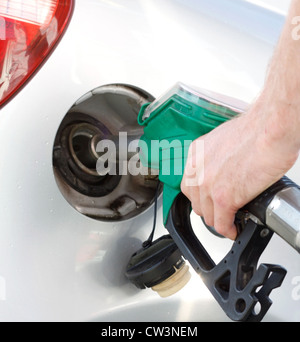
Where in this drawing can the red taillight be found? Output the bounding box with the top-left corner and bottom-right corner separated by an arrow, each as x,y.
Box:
0,0 -> 74,108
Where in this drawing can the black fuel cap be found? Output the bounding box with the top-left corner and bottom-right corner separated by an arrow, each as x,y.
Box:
125,235 -> 190,296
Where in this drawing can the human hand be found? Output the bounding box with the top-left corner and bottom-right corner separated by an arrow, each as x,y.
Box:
181,99 -> 298,240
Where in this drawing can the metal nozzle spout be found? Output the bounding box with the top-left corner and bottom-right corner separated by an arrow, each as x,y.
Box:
266,187 -> 300,254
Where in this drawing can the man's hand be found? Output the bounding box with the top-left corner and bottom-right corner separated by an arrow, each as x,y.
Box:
181,100 -> 298,240
181,0 -> 300,240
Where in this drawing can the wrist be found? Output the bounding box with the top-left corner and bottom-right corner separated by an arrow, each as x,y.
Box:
248,93 -> 300,164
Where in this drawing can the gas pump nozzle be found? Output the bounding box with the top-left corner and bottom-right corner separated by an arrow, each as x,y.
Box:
135,82 -> 300,321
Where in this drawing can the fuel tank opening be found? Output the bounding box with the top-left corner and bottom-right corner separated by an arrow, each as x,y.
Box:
53,84 -> 161,221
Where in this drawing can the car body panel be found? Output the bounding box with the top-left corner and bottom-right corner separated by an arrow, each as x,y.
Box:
0,0 -> 299,322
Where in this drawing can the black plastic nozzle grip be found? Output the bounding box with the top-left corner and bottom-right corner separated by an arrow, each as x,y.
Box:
165,192 -> 287,322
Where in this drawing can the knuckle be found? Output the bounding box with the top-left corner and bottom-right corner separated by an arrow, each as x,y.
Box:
212,187 -> 230,209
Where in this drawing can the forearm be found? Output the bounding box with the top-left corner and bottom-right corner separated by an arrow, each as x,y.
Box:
266,0 -> 300,101
258,0 -> 300,156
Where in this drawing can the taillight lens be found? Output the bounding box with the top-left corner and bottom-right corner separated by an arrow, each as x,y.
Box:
0,0 -> 74,108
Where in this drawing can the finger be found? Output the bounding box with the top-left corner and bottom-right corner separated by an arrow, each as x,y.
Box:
213,206 -> 237,240
200,196 -> 214,228
181,139 -> 205,189
189,187 -> 203,217
191,203 -> 203,218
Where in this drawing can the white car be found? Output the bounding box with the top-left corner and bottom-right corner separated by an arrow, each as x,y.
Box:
0,0 -> 299,322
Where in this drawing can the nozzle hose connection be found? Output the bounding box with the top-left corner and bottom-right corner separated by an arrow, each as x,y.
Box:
266,187 -> 300,253
245,176 -> 300,254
